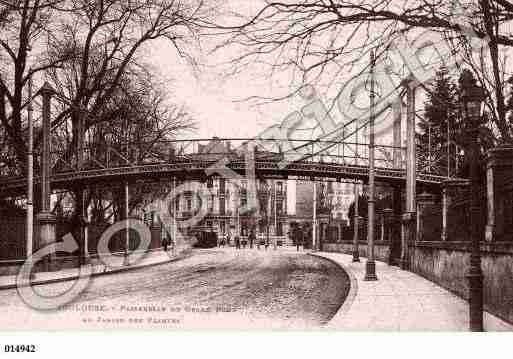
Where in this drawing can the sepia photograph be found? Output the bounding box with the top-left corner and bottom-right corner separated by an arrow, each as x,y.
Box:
0,0 -> 512,355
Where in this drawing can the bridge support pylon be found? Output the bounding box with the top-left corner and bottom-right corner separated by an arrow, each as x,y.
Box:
38,82 -> 57,272
400,76 -> 417,270
352,182 -> 360,262
123,181 -> 130,266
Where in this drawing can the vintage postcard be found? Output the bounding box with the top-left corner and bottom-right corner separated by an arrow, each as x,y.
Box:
0,1 -> 513,349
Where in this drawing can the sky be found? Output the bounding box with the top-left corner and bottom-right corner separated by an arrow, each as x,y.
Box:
144,0 -> 291,140
141,0 -> 399,215
143,0 -> 413,148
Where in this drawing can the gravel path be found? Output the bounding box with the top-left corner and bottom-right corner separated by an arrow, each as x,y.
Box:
0,248 -> 350,330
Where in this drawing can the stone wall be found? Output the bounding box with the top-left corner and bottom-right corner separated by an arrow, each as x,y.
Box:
323,241 -> 391,263
410,242 -> 513,324
0,222 -> 194,276
323,240 -> 513,325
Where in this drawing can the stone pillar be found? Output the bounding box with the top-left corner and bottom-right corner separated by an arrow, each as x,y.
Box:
400,212 -> 415,269
383,209 -> 393,241
485,163 -> 495,242
441,179 -> 470,242
383,208 -> 394,242
485,145 -> 513,241
383,208 -> 394,265
416,192 -> 436,241
318,216 -> 329,251
38,82 -> 57,272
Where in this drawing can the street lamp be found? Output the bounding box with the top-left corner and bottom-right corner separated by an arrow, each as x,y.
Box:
364,50 -> 377,281
460,70 -> 485,332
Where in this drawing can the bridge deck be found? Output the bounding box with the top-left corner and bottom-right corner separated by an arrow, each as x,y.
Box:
0,158 -> 465,196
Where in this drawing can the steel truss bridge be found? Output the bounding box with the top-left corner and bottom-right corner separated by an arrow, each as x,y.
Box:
0,137 -> 462,197
0,78 -> 469,198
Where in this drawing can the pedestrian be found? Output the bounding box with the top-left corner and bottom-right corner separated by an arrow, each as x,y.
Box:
162,235 -> 169,252
295,228 -> 303,252
249,230 -> 256,249
226,233 -> 231,247
235,235 -> 241,249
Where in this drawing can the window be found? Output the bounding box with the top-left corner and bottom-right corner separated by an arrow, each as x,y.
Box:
187,198 -> 192,211
208,195 -> 214,212
220,178 -> 226,192
259,220 -> 266,234
219,198 -> 225,215
277,201 -> 283,216
277,181 -> 283,193
175,196 -> 180,211
277,222 -> 283,236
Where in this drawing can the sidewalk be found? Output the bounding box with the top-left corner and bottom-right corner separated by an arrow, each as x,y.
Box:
0,249 -> 183,290
311,252 -> 513,331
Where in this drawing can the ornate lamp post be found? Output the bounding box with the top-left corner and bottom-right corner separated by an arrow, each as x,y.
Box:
365,50 -> 377,281
460,71 -> 485,331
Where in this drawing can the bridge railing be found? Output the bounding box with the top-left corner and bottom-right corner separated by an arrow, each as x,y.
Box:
40,138 -> 406,174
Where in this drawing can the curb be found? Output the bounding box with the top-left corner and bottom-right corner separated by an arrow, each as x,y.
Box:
0,251 -> 189,291
308,252 -> 358,328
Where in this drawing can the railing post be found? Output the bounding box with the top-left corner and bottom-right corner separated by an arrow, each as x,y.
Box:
416,192 -> 436,242
382,208 -> 393,261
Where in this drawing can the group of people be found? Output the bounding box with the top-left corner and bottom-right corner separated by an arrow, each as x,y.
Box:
291,225 -> 304,252
162,232 -> 173,252
220,231 -> 272,250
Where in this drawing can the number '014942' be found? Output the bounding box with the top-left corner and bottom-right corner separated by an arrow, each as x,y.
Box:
4,345 -> 36,353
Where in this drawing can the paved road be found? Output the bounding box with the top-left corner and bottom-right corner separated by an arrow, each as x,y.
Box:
0,248 -> 350,330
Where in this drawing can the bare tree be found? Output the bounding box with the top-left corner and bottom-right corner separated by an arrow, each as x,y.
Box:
0,0 -> 213,176
0,0 -> 70,171
215,0 -> 513,142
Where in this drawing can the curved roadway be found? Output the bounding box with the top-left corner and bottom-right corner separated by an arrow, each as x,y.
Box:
0,248 -> 350,330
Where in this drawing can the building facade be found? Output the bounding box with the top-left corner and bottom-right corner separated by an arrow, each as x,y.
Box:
144,138 -> 291,244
